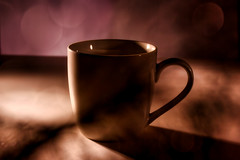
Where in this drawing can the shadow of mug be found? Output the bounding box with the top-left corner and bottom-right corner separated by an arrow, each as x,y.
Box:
97,126 -> 240,160
67,39 -> 194,141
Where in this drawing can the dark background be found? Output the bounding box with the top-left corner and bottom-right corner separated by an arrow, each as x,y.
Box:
0,0 -> 238,60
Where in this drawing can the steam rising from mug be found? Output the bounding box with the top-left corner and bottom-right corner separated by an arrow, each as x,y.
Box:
67,39 -> 193,141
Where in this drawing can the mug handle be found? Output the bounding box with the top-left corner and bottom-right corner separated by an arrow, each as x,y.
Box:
147,58 -> 194,124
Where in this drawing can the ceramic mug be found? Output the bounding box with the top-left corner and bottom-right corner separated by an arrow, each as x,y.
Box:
67,39 -> 194,141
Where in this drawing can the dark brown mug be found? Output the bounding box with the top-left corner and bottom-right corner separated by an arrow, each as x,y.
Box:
67,39 -> 194,141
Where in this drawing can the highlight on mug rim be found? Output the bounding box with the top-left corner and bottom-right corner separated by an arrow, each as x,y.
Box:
67,39 -> 157,57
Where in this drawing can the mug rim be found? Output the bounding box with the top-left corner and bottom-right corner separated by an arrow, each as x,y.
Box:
67,39 -> 157,57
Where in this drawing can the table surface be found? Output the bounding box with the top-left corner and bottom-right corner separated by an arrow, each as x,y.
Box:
0,55 -> 240,160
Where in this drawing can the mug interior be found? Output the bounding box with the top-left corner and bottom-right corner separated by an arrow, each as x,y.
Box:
68,39 -> 156,56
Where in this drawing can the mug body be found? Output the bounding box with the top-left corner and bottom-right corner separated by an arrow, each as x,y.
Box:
68,39 -> 157,141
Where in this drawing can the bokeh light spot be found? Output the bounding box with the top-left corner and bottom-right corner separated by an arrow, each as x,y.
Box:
47,0 -> 87,29
192,2 -> 224,36
21,4 -> 62,51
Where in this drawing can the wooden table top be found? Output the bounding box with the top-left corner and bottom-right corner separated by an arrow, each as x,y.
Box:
1,55 -> 240,160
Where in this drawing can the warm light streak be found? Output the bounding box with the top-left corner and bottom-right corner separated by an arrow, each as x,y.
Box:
90,44 -> 93,50
27,127 -> 131,160
0,73 -> 73,124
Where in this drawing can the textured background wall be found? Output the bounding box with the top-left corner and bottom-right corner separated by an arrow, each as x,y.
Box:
0,0 -> 238,59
